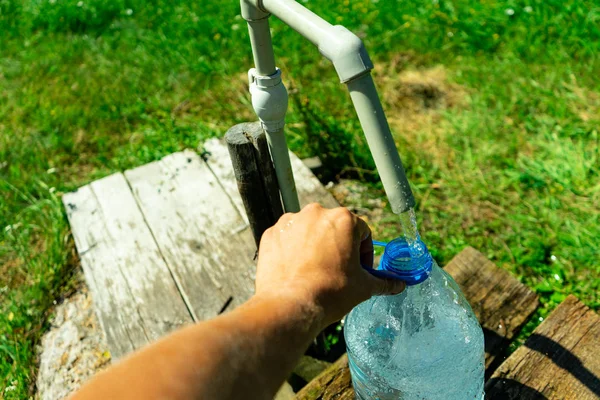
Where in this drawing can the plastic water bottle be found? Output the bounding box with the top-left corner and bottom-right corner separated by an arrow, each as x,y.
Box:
344,237 -> 485,399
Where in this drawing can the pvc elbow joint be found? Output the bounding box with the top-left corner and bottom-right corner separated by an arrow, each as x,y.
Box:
249,68 -> 288,131
241,0 -> 269,21
318,26 -> 374,83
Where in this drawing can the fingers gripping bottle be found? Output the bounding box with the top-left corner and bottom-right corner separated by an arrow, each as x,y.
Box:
345,238 -> 485,400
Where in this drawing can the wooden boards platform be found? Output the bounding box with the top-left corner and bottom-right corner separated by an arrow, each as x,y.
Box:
63,139 -> 338,360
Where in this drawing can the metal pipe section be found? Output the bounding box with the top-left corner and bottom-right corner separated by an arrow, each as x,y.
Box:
346,74 -> 415,214
264,128 -> 301,212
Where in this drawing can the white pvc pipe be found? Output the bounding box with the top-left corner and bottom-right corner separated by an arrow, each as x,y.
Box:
265,128 -> 301,212
347,74 -> 415,214
261,0 -> 373,83
243,0 -> 416,214
261,0 -> 332,46
247,17 -> 277,76
243,0 -> 300,213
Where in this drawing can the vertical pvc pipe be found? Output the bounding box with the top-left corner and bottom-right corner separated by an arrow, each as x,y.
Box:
265,128 -> 301,212
346,73 -> 416,214
243,1 -> 300,213
247,17 -> 277,76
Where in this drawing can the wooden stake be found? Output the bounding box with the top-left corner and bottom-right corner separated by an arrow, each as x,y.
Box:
225,122 -> 284,247
247,124 -> 285,220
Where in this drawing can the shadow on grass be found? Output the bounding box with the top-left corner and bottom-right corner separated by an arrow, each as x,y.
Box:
292,95 -> 377,184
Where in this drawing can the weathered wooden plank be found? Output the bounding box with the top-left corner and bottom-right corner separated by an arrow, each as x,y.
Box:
295,246 -> 539,399
295,355 -> 353,400
125,150 -> 257,317
66,144 -> 341,363
444,246 -> 540,372
294,356 -> 332,383
202,138 -> 249,223
486,295 -> 600,400
63,174 -> 192,359
203,138 -> 339,211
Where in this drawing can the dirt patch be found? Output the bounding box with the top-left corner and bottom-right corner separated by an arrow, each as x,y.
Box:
378,64 -> 465,113
330,179 -> 386,224
374,62 -> 467,164
36,276 -> 111,400
0,256 -> 25,289
562,75 -> 600,124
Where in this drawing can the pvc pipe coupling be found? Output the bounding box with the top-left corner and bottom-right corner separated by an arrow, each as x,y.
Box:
248,67 -> 289,132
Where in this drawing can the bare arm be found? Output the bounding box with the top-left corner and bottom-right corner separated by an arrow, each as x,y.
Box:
71,204 -> 405,400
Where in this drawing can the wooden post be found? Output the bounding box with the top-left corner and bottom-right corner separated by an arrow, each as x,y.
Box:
226,122 -> 284,247
247,125 -> 285,219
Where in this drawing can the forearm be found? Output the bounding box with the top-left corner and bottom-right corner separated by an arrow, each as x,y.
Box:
72,293 -> 323,400
71,205 -> 403,400
212,294 -> 324,398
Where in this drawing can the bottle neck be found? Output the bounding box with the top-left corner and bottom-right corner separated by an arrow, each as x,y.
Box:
380,238 -> 433,285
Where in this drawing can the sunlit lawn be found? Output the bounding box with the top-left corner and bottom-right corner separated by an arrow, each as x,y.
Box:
1,0 -> 599,396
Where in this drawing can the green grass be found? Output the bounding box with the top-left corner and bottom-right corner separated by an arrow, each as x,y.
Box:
1,0 -> 599,396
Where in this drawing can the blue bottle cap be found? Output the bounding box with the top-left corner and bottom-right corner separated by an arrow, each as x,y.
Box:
364,238 -> 433,285
379,238 -> 433,285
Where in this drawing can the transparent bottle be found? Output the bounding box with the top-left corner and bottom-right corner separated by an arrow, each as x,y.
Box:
344,238 -> 485,400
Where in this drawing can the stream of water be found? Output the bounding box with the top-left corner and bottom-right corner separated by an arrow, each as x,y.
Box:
398,207 -> 426,258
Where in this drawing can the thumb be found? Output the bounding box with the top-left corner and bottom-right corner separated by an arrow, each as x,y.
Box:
367,275 -> 406,296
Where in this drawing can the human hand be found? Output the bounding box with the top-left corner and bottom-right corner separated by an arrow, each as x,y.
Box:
255,203 -> 406,327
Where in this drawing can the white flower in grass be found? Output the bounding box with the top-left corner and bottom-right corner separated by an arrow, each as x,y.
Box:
505,8 -> 515,16
4,222 -> 21,232
4,381 -> 17,393
524,6 -> 533,13
126,8 -> 133,15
